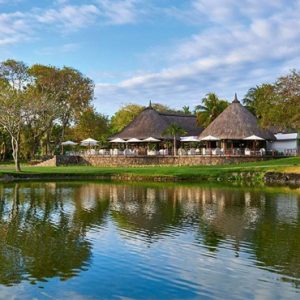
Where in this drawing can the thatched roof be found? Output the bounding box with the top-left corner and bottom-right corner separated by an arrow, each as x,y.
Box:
111,107 -> 202,140
198,95 -> 275,140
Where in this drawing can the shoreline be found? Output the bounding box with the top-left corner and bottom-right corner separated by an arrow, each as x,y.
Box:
1,157 -> 299,186
1,170 -> 300,187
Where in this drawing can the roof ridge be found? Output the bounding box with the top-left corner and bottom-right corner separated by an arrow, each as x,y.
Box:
158,111 -> 196,117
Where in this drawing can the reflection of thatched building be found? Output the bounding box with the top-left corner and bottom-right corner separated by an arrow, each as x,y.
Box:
111,105 -> 202,140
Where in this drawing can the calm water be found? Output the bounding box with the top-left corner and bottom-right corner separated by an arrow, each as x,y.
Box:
0,182 -> 300,299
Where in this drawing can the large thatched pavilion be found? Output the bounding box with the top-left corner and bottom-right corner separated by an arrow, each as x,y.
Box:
198,94 -> 275,155
110,104 -> 202,155
111,105 -> 202,140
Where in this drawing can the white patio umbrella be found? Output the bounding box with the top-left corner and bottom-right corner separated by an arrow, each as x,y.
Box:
243,135 -> 265,140
127,138 -> 143,143
200,135 -> 220,141
81,138 -> 98,146
243,135 -> 265,152
180,136 -> 200,142
143,137 -> 161,142
110,138 -> 127,143
61,140 -> 78,146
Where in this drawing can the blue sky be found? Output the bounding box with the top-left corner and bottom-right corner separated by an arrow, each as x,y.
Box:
1,0 -> 299,115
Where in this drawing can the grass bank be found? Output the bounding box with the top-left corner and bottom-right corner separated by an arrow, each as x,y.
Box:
0,157 -> 299,184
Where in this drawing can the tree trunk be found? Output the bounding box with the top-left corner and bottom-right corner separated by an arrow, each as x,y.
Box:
173,136 -> 177,156
61,124 -> 65,155
11,135 -> 21,172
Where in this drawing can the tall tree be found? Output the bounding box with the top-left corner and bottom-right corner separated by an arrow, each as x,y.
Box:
163,123 -> 186,156
243,84 -> 275,118
27,65 -> 65,156
195,93 -> 228,127
275,69 -> 300,130
70,106 -> 109,141
0,60 -> 32,171
58,67 -> 94,146
111,104 -> 144,133
243,70 -> 300,130
29,65 -> 94,153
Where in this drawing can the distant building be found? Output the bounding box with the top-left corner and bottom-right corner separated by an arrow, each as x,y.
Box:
269,132 -> 300,155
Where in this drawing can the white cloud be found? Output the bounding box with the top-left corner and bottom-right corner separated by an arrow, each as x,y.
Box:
36,0 -> 145,30
0,0 -> 145,46
97,0 -> 143,25
37,4 -> 100,30
36,43 -> 80,56
0,11 -> 32,46
94,0 -> 300,115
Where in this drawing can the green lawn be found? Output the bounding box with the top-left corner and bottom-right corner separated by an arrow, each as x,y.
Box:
0,157 -> 299,180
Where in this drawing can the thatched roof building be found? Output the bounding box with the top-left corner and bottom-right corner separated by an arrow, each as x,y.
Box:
111,106 -> 202,140
198,94 -> 275,140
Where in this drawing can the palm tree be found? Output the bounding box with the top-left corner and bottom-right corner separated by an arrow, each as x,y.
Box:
182,105 -> 191,115
163,123 -> 186,156
195,93 -> 228,127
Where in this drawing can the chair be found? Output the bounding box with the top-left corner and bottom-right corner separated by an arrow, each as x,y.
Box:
99,149 -> 106,155
159,149 -> 168,156
245,148 -> 251,156
212,148 -> 221,155
147,150 -> 157,156
124,149 -> 135,156
111,148 -> 121,156
178,148 -> 186,156
260,148 -> 266,156
188,148 -> 196,155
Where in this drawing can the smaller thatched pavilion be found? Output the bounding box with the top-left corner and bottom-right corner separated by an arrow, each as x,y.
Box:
198,94 -> 275,154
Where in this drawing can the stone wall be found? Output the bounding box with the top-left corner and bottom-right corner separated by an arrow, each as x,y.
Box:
36,155 -> 83,167
264,172 -> 300,186
45,155 -> 274,167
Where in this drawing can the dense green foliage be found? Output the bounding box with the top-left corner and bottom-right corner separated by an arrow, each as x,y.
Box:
0,59 -> 95,170
244,70 -> 300,130
195,93 -> 229,127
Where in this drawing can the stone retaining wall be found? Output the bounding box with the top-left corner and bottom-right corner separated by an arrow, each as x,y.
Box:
264,172 -> 300,185
41,155 -> 275,167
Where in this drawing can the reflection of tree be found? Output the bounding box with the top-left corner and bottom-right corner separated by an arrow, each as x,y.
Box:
0,182 -> 109,285
109,186 -> 186,242
252,193 -> 300,286
1,181 -> 300,289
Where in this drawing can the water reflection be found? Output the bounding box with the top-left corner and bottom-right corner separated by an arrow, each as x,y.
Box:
0,182 -> 109,285
0,182 -> 299,298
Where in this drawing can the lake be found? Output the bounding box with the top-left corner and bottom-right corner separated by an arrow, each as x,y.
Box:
0,181 -> 299,299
